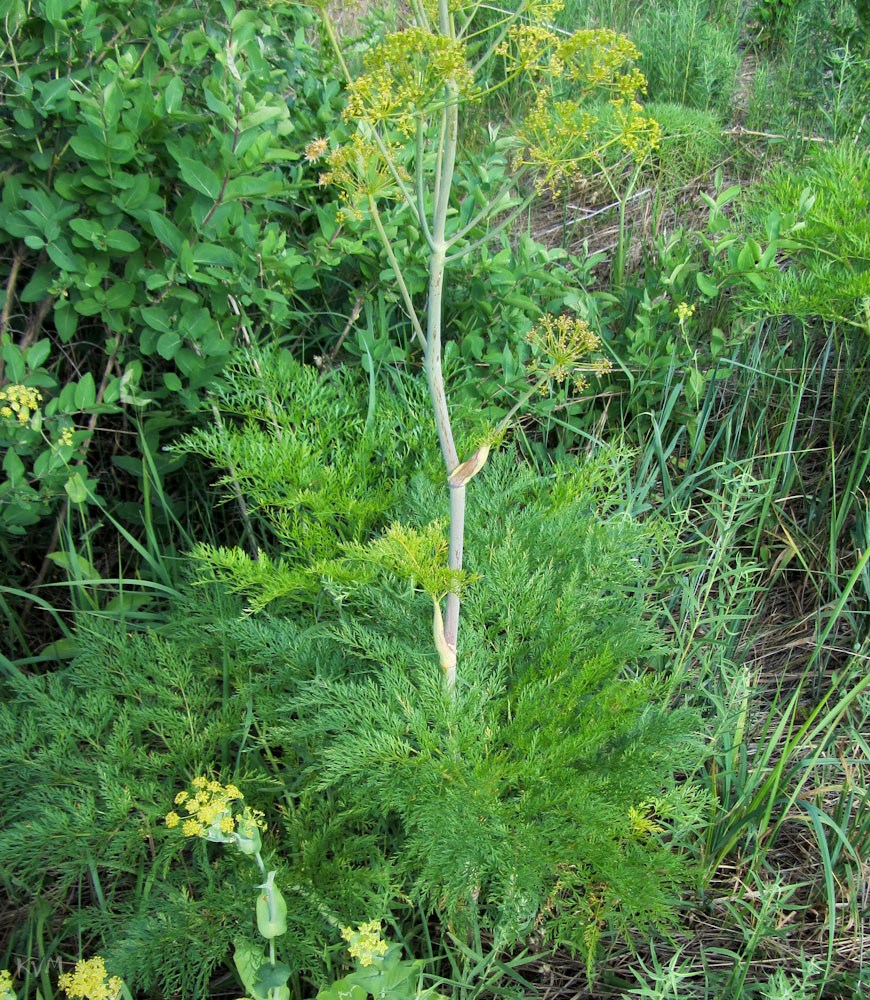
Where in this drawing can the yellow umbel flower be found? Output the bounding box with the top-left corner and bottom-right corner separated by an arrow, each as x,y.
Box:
0,970 -> 16,1000
58,957 -> 124,1000
675,301 -> 696,323
341,921 -> 389,967
0,384 -> 43,424
345,28 -> 474,133
526,314 -> 612,391
166,777 -> 265,847
508,26 -> 660,192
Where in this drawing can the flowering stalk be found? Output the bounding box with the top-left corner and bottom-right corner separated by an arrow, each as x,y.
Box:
166,778 -> 290,1000
317,0 -> 658,695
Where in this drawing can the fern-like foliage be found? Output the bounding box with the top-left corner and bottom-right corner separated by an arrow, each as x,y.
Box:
0,350 -> 703,992
244,453 -> 706,970
0,614 -> 335,997
176,350 -> 443,564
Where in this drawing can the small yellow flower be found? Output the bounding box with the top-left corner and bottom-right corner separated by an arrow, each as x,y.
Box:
58,957 -> 124,1000
167,776 -> 262,845
675,301 -> 696,323
59,426 -> 75,448
341,921 -> 389,967
0,970 -> 15,1000
0,384 -> 43,425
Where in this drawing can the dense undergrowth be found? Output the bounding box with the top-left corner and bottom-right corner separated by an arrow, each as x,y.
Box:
1,0 -> 868,998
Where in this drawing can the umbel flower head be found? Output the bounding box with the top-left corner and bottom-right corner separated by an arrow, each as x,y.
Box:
501,26 -> 661,193
344,27 -> 474,134
0,970 -> 16,1000
165,776 -> 265,854
0,384 -> 43,424
57,957 -> 123,1000
526,314 -> 612,392
341,921 -> 389,967
317,132 -> 409,222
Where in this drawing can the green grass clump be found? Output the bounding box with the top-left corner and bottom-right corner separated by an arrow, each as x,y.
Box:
742,142 -> 870,327
632,0 -> 741,118
646,102 -> 728,184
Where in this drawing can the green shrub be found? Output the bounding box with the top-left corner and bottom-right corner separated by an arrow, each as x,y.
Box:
0,0 -> 348,556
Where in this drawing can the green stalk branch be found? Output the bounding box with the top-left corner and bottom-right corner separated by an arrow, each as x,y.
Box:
367,196 -> 428,352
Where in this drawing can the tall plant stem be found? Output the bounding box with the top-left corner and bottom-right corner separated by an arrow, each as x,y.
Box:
426,77 -> 465,691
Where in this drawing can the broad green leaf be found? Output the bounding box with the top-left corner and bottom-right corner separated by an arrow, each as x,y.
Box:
69,218 -> 104,242
2,448 -> 26,484
74,296 -> 103,317
696,272 -> 718,297
64,472 -> 89,504
70,131 -> 107,161
39,637 -> 78,659
105,229 -> 140,252
46,550 -> 99,576
192,243 -> 239,267
26,339 -> 51,369
253,962 -> 291,991
104,281 -> 136,310
75,372 -> 97,409
140,306 -> 172,334
177,157 -> 223,199
164,76 -> 184,114
156,331 -> 182,360
145,211 -> 184,254
233,940 -> 270,1000
46,240 -> 82,273
36,76 -> 71,111
239,104 -> 283,131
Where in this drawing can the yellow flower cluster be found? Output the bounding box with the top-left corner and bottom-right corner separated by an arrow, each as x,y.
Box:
0,384 -> 42,424
675,301 -> 696,323
526,314 -> 611,392
0,970 -> 14,1000
344,28 -> 474,134
341,921 -> 389,967
59,426 -> 75,448
502,26 -> 659,192
555,29 -> 641,89
514,93 -> 600,193
496,24 -> 560,77
57,957 -> 123,1000
165,776 -> 264,842
611,99 -> 662,162
318,133 -> 409,221
421,0 -> 562,21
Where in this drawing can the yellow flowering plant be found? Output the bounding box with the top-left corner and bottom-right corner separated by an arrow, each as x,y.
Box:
316,0 -> 658,694
165,778 -> 289,1000
0,971 -> 16,1000
56,957 -> 127,1000
316,922 -> 428,1000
